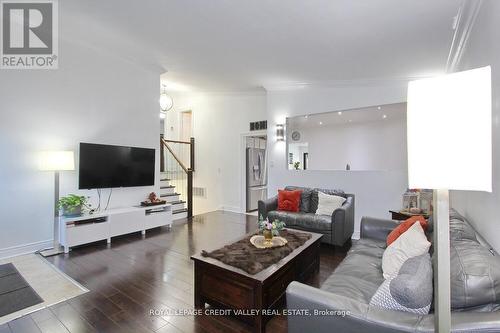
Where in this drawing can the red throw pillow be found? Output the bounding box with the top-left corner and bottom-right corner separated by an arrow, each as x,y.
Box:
387,215 -> 428,246
277,189 -> 302,212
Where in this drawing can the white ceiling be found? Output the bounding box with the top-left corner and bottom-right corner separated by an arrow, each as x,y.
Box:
63,0 -> 462,92
288,103 -> 406,129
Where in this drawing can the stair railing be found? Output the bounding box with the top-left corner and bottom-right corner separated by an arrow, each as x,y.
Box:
160,136 -> 195,218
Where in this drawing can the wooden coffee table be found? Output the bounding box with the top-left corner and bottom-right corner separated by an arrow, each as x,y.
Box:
191,231 -> 322,333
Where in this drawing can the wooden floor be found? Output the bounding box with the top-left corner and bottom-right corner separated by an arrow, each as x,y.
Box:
0,211 -> 348,333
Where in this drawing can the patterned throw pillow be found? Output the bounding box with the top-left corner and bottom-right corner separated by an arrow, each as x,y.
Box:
382,222 -> 431,279
277,189 -> 302,212
370,253 -> 433,314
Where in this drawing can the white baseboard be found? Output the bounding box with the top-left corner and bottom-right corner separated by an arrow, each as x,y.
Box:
0,239 -> 53,260
217,206 -> 244,214
351,231 -> 360,240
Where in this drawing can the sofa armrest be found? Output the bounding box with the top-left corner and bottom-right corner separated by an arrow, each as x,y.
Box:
258,196 -> 277,219
331,195 -> 355,246
286,281 -> 432,333
360,216 -> 399,242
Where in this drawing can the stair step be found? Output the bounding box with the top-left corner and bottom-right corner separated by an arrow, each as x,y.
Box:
160,193 -> 180,197
160,178 -> 171,181
160,185 -> 175,189
170,200 -> 186,205
159,187 -> 175,195
173,208 -> 188,214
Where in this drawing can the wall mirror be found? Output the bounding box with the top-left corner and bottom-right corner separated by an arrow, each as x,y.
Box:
286,102 -> 407,171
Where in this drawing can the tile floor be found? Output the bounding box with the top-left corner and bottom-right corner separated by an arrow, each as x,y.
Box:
0,254 -> 88,325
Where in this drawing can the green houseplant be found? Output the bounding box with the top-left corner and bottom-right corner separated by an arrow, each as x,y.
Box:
58,194 -> 90,217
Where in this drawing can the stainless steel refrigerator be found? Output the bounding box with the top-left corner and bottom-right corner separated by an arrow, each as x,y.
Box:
246,148 -> 267,212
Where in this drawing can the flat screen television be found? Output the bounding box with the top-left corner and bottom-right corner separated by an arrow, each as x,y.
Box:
79,143 -> 155,189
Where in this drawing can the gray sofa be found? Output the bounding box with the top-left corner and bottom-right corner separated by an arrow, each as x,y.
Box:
286,210 -> 500,332
258,186 -> 354,246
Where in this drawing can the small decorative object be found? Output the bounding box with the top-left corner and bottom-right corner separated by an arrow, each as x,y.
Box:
250,235 -> 288,249
419,190 -> 433,214
409,207 -> 422,214
58,194 -> 90,217
293,161 -> 301,170
141,192 -> 166,207
346,163 -> 351,171
258,215 -> 286,245
402,189 -> 419,213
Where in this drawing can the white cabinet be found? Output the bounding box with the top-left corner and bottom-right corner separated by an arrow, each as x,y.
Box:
59,204 -> 172,253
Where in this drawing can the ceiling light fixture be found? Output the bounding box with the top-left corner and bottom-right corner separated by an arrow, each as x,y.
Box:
338,111 -> 342,115
159,84 -> 174,112
377,106 -> 382,110
319,121 -> 323,125
383,114 -> 387,119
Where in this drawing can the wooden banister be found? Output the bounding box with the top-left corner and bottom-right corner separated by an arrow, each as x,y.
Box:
161,138 -> 188,173
163,138 -> 192,145
160,137 -> 195,218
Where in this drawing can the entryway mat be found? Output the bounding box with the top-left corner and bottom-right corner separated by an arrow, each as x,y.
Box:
0,263 -> 43,317
0,254 -> 88,325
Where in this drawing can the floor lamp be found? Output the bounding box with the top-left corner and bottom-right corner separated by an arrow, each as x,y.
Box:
38,151 -> 75,257
407,66 -> 492,332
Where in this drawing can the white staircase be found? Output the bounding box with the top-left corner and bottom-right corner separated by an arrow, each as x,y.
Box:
160,173 -> 188,220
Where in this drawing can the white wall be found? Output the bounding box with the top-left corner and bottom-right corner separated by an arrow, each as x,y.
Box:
450,0 -> 500,253
267,83 -> 409,237
288,116 -> 406,171
165,92 -> 267,214
0,41 -> 160,257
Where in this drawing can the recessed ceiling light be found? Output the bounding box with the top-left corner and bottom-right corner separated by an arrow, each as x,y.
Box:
383,114 -> 387,119
338,111 -> 342,115
304,115 -> 308,119
319,121 -> 323,125
377,106 -> 382,110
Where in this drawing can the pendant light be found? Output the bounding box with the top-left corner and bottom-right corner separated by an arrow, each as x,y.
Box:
159,84 -> 173,112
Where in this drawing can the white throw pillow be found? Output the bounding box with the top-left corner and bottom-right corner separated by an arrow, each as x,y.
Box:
316,191 -> 346,216
382,222 -> 431,279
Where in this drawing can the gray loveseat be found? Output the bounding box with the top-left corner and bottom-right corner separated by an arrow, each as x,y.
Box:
258,186 -> 354,246
286,210 -> 500,332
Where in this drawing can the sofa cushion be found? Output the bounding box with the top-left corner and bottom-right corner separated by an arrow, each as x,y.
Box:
316,192 -> 346,216
386,215 -> 428,246
382,222 -> 431,279
370,253 -> 433,314
450,237 -> 500,310
449,211 -> 477,242
285,186 -> 313,212
321,242 -> 385,304
277,189 -> 302,212
267,211 -> 332,231
310,188 -> 345,213
267,210 -> 297,227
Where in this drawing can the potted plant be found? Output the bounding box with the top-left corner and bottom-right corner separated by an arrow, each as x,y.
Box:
58,194 -> 90,217
293,161 -> 301,170
258,215 -> 286,243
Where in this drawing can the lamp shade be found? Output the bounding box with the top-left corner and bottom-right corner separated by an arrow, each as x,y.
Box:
407,66 -> 492,191
38,151 -> 75,171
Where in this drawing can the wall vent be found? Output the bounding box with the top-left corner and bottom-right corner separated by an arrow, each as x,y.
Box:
249,120 -> 267,131
193,187 -> 207,197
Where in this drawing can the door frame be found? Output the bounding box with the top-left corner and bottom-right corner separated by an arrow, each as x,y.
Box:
240,130 -> 267,213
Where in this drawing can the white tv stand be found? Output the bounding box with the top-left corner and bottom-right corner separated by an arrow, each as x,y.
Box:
58,204 -> 172,253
